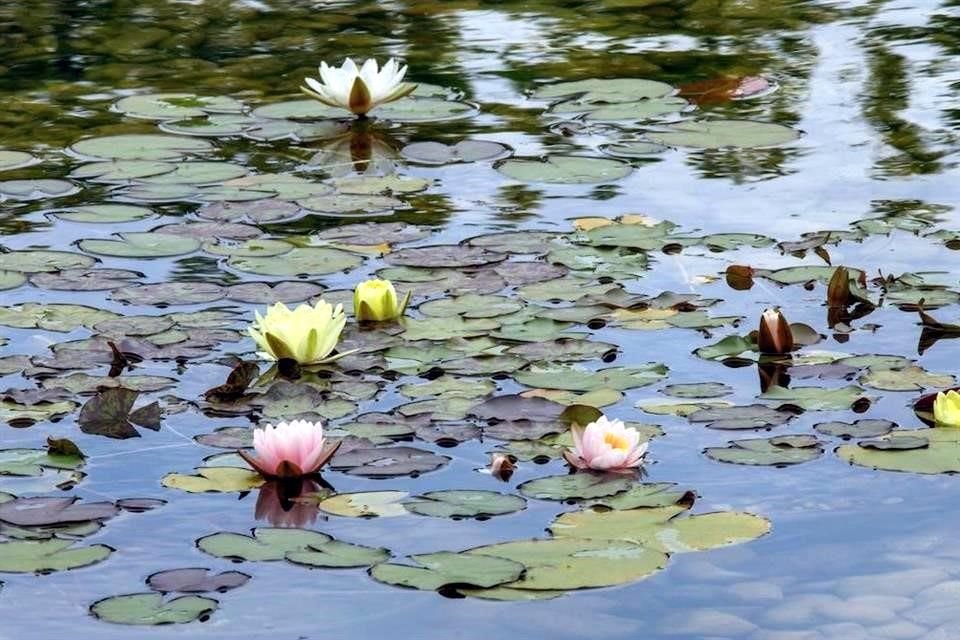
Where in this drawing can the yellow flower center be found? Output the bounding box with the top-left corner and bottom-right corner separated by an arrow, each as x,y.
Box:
604,432 -> 630,451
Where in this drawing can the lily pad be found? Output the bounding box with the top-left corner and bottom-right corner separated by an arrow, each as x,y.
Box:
228,247 -> 361,276
496,156 -> 632,184
113,93 -> 246,120
161,467 -> 264,493
0,179 -> 79,201
469,537 -> 666,591
401,140 -> 509,165
370,552 -> 524,591
78,233 -> 201,258
836,428 -> 960,474
197,528 -> 333,562
687,404 -> 792,430
90,593 -> 217,625
549,505 -> 771,553
317,491 -> 409,518
760,385 -> 869,411
0,496 -> 117,527
519,474 -> 636,501
705,435 -> 824,466
646,119 -> 800,149
0,539 -> 112,573
0,250 -> 95,274
146,568 -> 249,594
55,204 -> 154,223
814,419 -> 896,439
329,447 -> 449,477
859,366 -> 955,392
0,150 -> 38,171
70,135 -> 213,161
514,364 -> 668,391
404,491 -> 526,519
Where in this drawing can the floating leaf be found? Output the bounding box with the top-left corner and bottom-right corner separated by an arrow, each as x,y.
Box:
229,247 -> 361,276
317,491 -> 409,518
496,156 -> 631,184
0,250 -> 95,274
0,539 -> 112,573
90,593 -> 217,625
0,179 -> 79,201
146,568 -> 249,594
0,496 -> 117,527
78,233 -> 200,258
519,474 -> 635,501
705,435 -> 823,466
470,537 -> 666,591
161,468 -> 264,493
687,404 -> 792,430
404,491 -> 525,519
836,428 -> 960,474
646,119 -> 800,149
814,419 -> 896,439
859,366 -> 955,392
760,385 -> 869,411
329,447 -> 449,477
514,364 -> 668,392
370,552 -> 524,591
401,140 -> 509,165
70,134 -> 212,161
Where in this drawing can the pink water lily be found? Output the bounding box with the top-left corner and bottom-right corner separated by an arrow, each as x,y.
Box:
239,420 -> 340,479
563,416 -> 647,472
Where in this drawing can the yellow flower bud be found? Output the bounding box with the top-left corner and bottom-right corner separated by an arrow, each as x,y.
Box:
354,279 -> 407,322
934,390 -> 960,427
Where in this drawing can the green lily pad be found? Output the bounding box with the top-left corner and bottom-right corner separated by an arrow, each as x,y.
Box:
600,140 -> 668,158
297,194 -> 403,215
401,140 -> 509,165
0,271 -> 26,291
549,505 -> 771,553
0,539 -> 112,573
0,150 -> 38,171
646,119 -> 800,149
533,78 -> 674,102
197,528 -> 326,561
228,247 -> 361,276
113,93 -> 245,120
70,134 -> 213,161
496,156 -> 631,184
400,316 -> 500,341
0,399 -> 78,426
55,204 -> 154,223
859,366 -> 955,392
161,467 -> 264,493
705,435 -> 823,466
285,540 -> 390,569
814,419 -> 896,439
329,446 -> 449,477
317,491 -> 409,518
518,474 -> 636,501
837,428 -> 960,474
687,404 -> 792,430
514,364 -> 668,391
78,233 -> 201,258
585,483 -> 695,510
0,448 -> 84,477
90,593 -> 217,626
70,160 -> 175,182
469,537 -> 666,591
0,179 -> 79,201
399,376 -> 495,399
370,552 -> 525,591
0,249 -> 96,273
418,294 -> 522,319
760,385 -> 869,411
374,97 -> 478,123
331,175 -> 430,196
662,383 -> 734,399
404,491 -> 526,519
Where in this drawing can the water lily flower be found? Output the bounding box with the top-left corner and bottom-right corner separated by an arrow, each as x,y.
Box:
248,300 -> 347,365
239,420 -> 340,478
302,58 -> 416,117
488,453 -> 516,482
934,390 -> 960,427
757,308 -> 794,355
353,279 -> 409,322
563,416 -> 647,471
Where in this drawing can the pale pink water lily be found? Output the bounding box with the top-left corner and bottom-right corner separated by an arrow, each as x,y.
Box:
563,416 -> 647,472
239,420 -> 340,478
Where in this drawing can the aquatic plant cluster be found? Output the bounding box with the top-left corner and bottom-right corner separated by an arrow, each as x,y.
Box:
0,48 -> 958,633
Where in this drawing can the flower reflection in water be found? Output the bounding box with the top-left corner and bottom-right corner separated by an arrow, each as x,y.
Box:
307,123 -> 401,177
254,477 -> 332,528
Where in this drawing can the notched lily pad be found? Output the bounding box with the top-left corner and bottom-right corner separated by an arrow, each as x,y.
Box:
90,593 -> 217,626
705,435 -> 823,466
329,446 -> 449,477
404,491 -> 525,519
146,568 -> 250,594
496,155 -> 632,184
370,552 -> 524,591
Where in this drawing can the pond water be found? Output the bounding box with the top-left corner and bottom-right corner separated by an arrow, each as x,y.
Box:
1,0 -> 960,638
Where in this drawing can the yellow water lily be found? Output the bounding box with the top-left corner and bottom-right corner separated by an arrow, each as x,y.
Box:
353,279 -> 409,322
248,300 -> 346,364
934,390 -> 960,427
302,58 -> 416,117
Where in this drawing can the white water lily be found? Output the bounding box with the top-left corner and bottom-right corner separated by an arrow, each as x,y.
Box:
248,300 -> 347,365
302,58 -> 416,116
